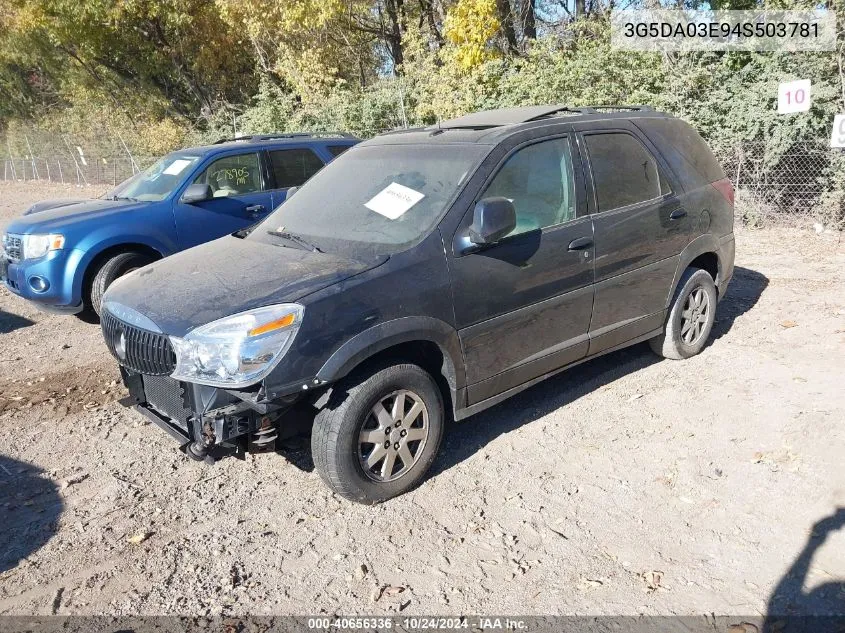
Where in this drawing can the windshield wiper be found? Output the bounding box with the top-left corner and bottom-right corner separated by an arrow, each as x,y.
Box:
110,195 -> 138,202
267,230 -> 323,253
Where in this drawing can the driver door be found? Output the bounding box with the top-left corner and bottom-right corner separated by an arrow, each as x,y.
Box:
174,151 -> 274,249
448,134 -> 595,405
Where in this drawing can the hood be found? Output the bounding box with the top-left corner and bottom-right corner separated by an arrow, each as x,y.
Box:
24,198 -> 91,215
5,199 -> 147,234
103,235 -> 388,335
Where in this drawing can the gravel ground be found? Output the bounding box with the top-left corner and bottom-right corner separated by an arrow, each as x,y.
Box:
1,181 -> 844,617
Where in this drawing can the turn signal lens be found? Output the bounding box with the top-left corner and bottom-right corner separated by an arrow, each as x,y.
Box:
248,312 -> 296,336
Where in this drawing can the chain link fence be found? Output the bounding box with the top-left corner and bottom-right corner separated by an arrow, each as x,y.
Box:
714,141 -> 845,228
2,155 -> 156,187
2,141 -> 843,228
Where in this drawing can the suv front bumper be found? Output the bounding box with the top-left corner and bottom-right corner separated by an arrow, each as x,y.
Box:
119,368 -> 301,459
1,248 -> 84,313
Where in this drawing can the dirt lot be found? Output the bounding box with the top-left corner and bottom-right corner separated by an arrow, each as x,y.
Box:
1,181 -> 844,617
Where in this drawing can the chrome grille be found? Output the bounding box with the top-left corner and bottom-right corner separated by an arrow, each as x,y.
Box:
3,235 -> 22,261
101,309 -> 176,376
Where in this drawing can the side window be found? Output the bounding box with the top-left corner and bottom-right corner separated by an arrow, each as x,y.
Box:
268,148 -> 325,188
193,152 -> 262,197
326,144 -> 352,158
481,137 -> 577,236
584,133 -> 664,212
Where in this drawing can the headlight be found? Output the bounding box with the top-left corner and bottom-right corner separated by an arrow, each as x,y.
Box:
170,304 -> 304,387
22,234 -> 65,259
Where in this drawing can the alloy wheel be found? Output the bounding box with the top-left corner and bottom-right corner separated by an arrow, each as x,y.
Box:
681,286 -> 710,345
358,389 -> 429,482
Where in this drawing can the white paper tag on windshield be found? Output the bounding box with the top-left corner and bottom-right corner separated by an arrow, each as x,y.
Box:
365,182 -> 425,219
163,159 -> 192,176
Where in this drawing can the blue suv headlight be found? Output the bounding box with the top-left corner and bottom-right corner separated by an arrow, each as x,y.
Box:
21,233 -> 65,260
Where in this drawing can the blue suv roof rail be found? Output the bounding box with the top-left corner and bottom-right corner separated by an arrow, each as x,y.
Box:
213,132 -> 357,144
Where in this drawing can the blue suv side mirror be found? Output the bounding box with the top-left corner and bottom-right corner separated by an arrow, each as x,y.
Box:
182,183 -> 212,204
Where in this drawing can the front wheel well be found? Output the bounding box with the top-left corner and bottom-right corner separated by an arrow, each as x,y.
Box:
81,243 -> 163,304
327,341 -> 454,419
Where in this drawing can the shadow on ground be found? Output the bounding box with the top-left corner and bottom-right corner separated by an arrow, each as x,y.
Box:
0,455 -> 64,573
712,266 -> 769,340
0,309 -> 34,335
764,508 -> 845,631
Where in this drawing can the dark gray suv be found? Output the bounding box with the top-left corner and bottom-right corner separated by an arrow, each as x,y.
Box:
101,105 -> 735,503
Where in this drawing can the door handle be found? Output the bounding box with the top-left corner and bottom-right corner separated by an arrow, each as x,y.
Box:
669,208 -> 687,220
245,204 -> 266,218
568,236 -> 593,251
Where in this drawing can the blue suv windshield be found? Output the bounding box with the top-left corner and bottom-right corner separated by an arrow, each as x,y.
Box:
250,144 -> 488,255
116,153 -> 201,202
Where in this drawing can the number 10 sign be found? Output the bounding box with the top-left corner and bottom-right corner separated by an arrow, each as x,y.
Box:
778,79 -> 811,114
831,115 -> 845,149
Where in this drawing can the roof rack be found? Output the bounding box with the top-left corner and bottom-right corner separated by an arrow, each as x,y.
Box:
435,104 -> 656,130
530,105 -> 655,119
213,132 -> 357,144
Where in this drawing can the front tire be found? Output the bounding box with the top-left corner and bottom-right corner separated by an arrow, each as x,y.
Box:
87,251 -> 154,317
311,363 -> 444,504
650,268 -> 718,360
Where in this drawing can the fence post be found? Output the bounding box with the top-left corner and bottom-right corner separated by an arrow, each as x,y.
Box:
62,136 -> 88,186
24,135 -> 39,180
6,140 -> 17,180
118,132 -> 140,174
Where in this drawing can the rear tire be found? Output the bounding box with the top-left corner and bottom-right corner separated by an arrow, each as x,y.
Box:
311,363 -> 444,504
649,268 -> 718,360
88,251 -> 154,317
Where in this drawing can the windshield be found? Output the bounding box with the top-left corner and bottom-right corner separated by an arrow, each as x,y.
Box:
248,143 -> 488,256
117,153 -> 201,202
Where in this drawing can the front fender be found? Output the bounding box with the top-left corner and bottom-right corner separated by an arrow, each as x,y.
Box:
315,316 -> 466,390
70,232 -> 175,303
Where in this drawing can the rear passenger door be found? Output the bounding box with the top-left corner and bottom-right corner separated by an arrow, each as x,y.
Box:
578,124 -> 691,355
265,147 -> 326,207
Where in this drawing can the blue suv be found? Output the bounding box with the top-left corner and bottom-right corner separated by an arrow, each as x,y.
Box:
0,133 -> 358,317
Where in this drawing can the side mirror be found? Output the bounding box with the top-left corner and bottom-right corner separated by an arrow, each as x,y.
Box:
285,186 -> 298,201
181,183 -> 212,204
469,197 -> 516,245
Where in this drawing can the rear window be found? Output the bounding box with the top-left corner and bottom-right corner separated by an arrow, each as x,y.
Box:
634,118 -> 725,188
327,144 -> 353,158
268,148 -> 325,188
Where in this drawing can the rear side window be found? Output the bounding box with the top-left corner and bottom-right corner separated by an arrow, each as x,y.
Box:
327,144 -> 352,158
268,148 -> 325,188
585,133 -> 662,212
634,118 -> 725,188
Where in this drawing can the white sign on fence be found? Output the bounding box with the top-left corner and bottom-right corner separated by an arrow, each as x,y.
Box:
778,79 -> 811,114
831,114 -> 845,148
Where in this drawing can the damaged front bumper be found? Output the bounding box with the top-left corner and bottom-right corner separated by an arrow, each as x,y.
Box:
119,368 -> 302,461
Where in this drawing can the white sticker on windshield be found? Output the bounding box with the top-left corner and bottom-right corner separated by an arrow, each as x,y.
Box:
365,182 -> 425,219
163,159 -> 192,176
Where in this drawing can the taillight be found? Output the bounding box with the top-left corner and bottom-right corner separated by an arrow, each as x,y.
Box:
712,178 -> 734,205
